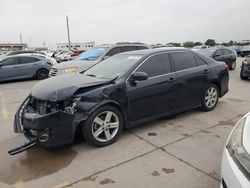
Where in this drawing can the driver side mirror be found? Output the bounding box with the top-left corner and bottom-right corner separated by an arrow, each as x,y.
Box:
131,72 -> 149,81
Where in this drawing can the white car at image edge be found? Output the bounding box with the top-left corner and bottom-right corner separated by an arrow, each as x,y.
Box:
221,112 -> 250,188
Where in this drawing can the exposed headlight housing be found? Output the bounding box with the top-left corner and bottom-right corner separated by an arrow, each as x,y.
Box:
64,97 -> 81,114
227,117 -> 250,180
60,67 -> 79,74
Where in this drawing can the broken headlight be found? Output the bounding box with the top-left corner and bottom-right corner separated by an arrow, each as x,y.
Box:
227,117 -> 250,180
64,97 -> 81,114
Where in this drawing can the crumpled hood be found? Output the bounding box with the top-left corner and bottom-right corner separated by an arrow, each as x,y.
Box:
53,59 -> 100,72
31,73 -> 110,101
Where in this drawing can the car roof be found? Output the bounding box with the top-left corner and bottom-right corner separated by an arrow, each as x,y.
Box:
120,47 -> 188,56
96,42 -> 150,48
2,54 -> 45,59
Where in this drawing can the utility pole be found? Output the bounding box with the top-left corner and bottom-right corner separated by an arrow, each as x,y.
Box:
19,33 -> 23,44
66,15 -> 71,51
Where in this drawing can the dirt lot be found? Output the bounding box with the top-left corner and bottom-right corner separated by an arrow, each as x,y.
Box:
0,57 -> 249,188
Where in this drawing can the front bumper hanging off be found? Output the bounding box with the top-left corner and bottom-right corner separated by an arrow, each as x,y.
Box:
9,97 -> 77,155
8,139 -> 37,155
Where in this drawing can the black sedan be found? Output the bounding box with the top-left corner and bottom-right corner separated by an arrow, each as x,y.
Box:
197,48 -> 237,70
9,48 -> 229,155
240,57 -> 250,80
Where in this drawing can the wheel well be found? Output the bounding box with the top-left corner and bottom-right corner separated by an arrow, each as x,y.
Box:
105,102 -> 127,128
211,81 -> 221,97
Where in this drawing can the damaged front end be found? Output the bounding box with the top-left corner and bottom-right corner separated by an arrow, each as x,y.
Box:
9,95 -> 87,155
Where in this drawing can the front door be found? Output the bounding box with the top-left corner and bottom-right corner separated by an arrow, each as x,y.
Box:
126,53 -> 180,122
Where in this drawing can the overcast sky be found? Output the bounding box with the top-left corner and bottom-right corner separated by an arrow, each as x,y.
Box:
0,0 -> 249,48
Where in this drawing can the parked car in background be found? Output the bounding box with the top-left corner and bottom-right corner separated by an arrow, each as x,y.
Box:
10,48 -> 229,155
239,46 -> 250,57
192,45 -> 209,51
0,54 -> 56,82
49,42 -> 150,77
221,112 -> 250,188
197,48 -> 237,70
55,51 -> 74,62
240,57 -> 250,80
6,50 -> 37,56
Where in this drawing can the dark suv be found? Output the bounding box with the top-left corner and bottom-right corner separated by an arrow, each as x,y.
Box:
10,48 -> 229,155
240,58 -> 250,80
197,48 -> 237,70
49,42 -> 150,77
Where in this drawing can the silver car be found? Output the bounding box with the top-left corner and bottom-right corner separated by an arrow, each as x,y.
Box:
0,54 -> 56,82
49,42 -> 150,77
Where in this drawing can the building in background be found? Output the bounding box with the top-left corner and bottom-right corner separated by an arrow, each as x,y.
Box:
56,42 -> 95,51
0,43 -> 28,51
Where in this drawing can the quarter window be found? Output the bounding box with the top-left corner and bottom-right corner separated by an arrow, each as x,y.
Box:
172,52 -> 197,71
195,56 -> 207,66
137,53 -> 172,77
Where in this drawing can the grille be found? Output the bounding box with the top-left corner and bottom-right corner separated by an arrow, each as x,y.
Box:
49,68 -> 59,77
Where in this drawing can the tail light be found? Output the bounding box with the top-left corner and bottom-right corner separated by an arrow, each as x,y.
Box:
224,63 -> 229,71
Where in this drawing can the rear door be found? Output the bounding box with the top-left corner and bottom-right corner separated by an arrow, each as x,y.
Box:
0,57 -> 19,80
126,52 -> 179,121
170,51 -> 210,108
17,56 -> 41,77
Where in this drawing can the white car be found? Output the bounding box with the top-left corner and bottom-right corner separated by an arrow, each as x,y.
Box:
192,45 -> 209,51
221,112 -> 250,188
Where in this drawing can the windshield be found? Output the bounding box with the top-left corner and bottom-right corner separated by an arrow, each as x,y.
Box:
84,54 -> 143,79
78,47 -> 107,61
197,49 -> 215,57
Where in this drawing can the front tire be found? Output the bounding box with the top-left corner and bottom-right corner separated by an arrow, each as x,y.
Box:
82,105 -> 123,147
240,68 -> 247,80
201,84 -> 219,111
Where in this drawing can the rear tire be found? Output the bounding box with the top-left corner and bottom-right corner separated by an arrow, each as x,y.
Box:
82,105 -> 123,147
36,69 -> 49,80
201,84 -> 219,112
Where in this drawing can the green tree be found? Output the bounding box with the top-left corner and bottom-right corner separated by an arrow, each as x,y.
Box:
193,41 -> 203,46
183,41 -> 194,48
205,39 -> 216,46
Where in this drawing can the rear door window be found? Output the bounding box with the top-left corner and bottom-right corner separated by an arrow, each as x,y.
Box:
122,46 -> 138,52
18,57 -> 40,64
214,50 -> 224,56
171,52 -> 197,71
106,47 -> 122,57
222,49 -> 232,55
137,46 -> 148,50
137,53 -> 172,77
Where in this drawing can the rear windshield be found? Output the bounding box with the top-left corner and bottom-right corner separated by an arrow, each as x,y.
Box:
197,49 -> 215,57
